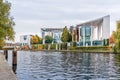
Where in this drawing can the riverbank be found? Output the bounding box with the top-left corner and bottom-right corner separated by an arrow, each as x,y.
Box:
30,49 -> 114,53
0,53 -> 17,80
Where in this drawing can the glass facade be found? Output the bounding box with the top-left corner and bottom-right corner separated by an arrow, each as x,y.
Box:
77,26 -> 103,46
85,26 -> 91,36
80,27 -> 84,36
80,26 -> 91,42
76,40 -> 103,46
92,40 -> 103,46
53,33 -> 60,43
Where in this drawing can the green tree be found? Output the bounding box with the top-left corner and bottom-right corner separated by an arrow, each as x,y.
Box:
61,26 -> 72,42
0,0 -> 15,48
45,35 -> 53,44
113,21 -> 120,53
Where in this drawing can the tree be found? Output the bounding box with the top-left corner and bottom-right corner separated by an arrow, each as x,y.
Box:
31,35 -> 38,44
113,21 -> 120,53
68,33 -> 72,42
110,31 -> 114,44
61,26 -> 72,42
0,0 -> 15,48
35,35 -> 43,44
45,35 -> 53,44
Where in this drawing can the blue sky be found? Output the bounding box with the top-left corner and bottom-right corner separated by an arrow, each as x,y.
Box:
9,0 -> 120,42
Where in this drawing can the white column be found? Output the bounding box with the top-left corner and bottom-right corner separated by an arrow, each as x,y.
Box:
83,27 -> 85,46
90,25 -> 93,46
78,27 -> 80,42
97,26 -> 99,40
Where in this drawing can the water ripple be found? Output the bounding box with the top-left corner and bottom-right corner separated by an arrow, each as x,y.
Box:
7,51 -> 120,80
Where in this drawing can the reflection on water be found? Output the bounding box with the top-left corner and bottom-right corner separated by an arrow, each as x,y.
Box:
12,64 -> 17,74
8,51 -> 120,80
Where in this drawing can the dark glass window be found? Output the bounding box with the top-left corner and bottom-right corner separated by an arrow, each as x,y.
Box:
24,36 -> 27,40
42,32 -> 45,38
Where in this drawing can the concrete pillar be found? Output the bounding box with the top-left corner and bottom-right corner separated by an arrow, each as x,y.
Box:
4,50 -> 8,60
90,25 -> 93,46
78,27 -> 81,42
97,26 -> 99,40
83,27 -> 85,46
56,44 -> 58,50
59,43 -> 60,50
48,44 -> 50,50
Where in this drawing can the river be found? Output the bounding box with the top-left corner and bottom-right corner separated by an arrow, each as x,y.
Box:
7,51 -> 120,80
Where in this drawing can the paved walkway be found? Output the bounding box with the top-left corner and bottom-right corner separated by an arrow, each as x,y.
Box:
0,53 -> 17,80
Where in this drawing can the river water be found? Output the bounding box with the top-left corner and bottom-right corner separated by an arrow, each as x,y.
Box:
8,51 -> 120,80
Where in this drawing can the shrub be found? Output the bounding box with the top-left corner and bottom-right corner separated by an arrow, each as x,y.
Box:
38,44 -> 43,50
21,45 -> 30,50
34,44 -> 38,49
50,44 -> 56,49
73,42 -> 76,47
61,43 -> 67,50
45,44 -> 48,49
69,46 -> 75,50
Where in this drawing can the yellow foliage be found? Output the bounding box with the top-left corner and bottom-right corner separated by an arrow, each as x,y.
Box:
31,36 -> 38,44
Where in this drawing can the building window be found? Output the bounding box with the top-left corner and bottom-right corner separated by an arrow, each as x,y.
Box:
24,36 -> 27,40
42,32 -> 45,38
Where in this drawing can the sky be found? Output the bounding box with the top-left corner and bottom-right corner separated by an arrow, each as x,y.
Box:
9,0 -> 120,42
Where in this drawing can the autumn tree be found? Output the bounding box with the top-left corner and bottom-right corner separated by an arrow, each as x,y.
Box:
110,31 -> 114,44
31,35 -> 38,44
61,26 -> 72,42
0,0 -> 15,48
113,21 -> 120,53
35,35 -> 43,44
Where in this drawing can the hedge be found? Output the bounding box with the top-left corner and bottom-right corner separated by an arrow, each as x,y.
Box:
69,46 -> 111,50
32,44 -> 43,50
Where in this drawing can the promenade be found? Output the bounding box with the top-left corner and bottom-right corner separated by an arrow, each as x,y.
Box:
0,53 -> 17,80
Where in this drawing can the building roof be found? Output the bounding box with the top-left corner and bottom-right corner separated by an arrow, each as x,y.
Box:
76,15 -> 110,27
41,28 -> 63,32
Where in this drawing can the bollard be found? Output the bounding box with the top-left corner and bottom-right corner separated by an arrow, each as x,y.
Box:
12,48 -> 17,74
4,50 -> 8,60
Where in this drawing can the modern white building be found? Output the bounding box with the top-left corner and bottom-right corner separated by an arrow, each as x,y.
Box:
20,35 -> 32,47
70,15 -> 110,46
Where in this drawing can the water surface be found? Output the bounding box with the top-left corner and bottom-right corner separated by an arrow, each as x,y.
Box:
8,51 -> 120,80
